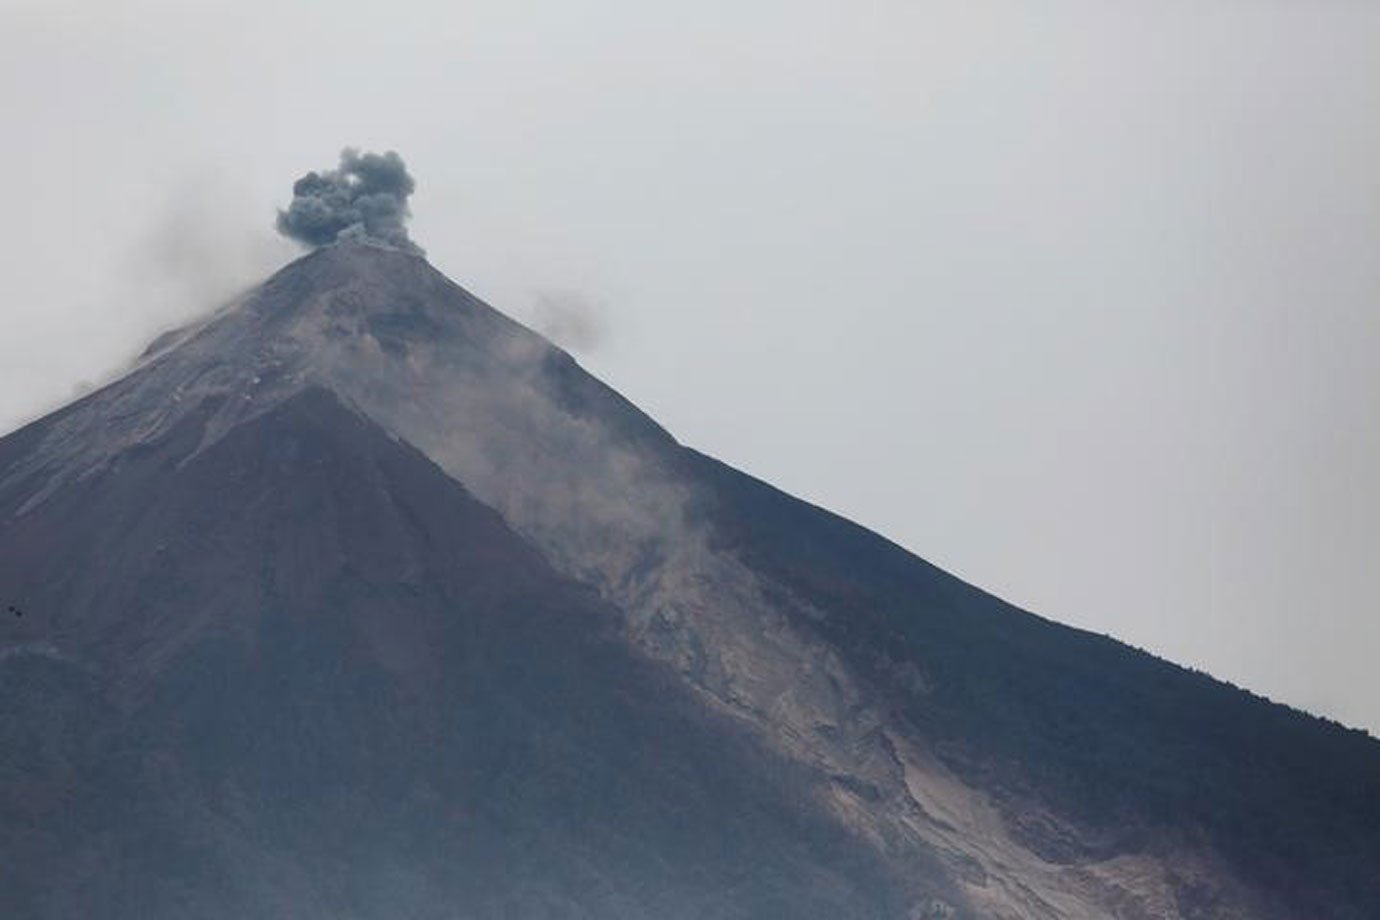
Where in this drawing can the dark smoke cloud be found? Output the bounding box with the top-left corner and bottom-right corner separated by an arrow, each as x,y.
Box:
276,148 -> 422,254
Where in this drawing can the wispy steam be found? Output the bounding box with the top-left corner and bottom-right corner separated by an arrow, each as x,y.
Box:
529,289 -> 607,354
276,148 -> 422,254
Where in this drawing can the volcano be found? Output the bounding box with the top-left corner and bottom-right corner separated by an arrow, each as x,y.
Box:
1,241 -> 1376,919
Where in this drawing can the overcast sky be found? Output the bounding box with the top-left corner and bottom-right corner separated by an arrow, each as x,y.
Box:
2,0 -> 1377,734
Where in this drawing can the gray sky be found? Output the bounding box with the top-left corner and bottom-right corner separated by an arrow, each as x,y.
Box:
2,0 -> 1377,733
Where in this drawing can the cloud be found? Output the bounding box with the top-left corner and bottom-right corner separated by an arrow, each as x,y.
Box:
276,148 -> 422,254
528,289 -> 606,354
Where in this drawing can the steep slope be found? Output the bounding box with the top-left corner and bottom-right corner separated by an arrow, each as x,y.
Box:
2,240 -> 1377,919
0,387 -> 929,919
690,453 -> 1380,919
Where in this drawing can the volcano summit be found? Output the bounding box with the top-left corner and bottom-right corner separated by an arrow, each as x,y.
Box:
0,235 -> 1377,919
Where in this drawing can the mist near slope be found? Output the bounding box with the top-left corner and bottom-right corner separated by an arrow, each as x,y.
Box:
0,172 -> 294,435
523,288 -> 608,354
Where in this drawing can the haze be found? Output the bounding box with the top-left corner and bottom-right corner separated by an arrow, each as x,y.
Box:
1,0 -> 1377,734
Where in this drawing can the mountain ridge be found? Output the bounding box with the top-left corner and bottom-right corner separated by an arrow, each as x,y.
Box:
2,241 -> 1377,919
1,384 -> 925,918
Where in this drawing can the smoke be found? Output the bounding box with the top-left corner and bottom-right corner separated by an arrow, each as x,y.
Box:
136,172 -> 296,313
276,148 -> 422,254
528,289 -> 607,354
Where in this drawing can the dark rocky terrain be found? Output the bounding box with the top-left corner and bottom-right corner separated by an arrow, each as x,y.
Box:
1,241 -> 1376,918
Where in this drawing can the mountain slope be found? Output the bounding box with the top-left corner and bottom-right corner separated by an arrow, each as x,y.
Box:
688,451 -> 1380,919
1,241 -> 1377,919
0,386 -> 929,919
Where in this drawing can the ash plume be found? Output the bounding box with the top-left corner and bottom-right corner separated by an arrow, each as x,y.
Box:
276,148 -> 422,254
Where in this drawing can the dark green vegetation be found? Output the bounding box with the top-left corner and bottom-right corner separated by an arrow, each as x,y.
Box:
692,453 -> 1380,920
